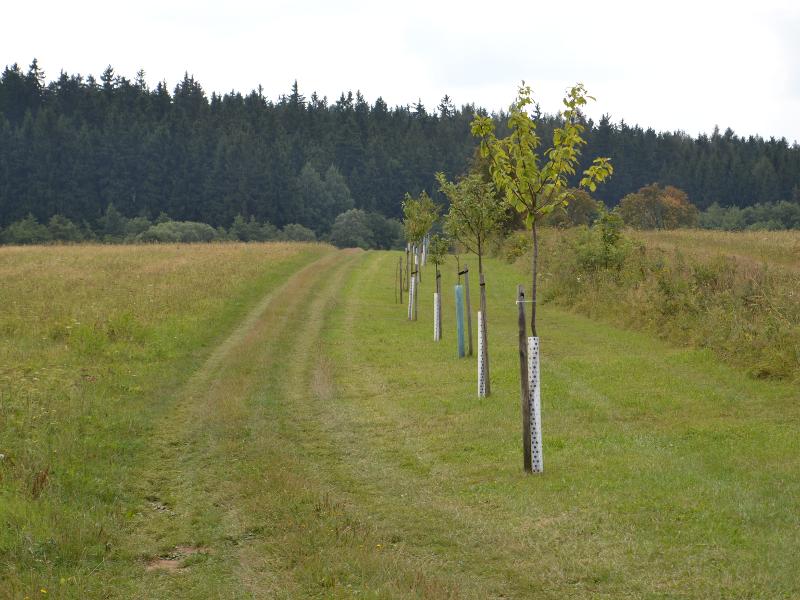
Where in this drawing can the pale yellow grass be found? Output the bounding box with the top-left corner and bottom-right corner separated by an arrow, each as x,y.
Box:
0,242 -> 317,398
0,242 -> 330,589
633,229 -> 800,271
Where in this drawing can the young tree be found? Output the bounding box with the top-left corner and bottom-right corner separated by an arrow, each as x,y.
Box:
402,191 -> 439,320
402,190 -> 439,277
402,191 -> 439,249
436,172 -> 506,275
428,234 -> 449,340
437,171 -> 505,391
471,83 -> 613,337
471,83 -> 612,472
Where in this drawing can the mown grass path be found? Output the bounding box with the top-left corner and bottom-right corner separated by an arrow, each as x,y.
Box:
24,249 -> 799,598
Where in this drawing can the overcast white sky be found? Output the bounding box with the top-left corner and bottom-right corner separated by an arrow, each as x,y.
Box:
3,0 -> 799,143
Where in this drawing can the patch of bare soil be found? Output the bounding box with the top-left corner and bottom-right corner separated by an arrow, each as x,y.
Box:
145,545 -> 209,572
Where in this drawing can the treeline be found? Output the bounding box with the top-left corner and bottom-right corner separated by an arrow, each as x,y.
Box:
1,59 -> 799,236
586,117 -> 800,210
0,60 -> 477,234
0,205 -> 403,248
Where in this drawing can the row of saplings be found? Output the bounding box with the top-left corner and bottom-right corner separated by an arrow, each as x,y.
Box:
397,83 -> 614,474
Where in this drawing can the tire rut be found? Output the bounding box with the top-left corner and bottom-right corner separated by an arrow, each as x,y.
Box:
120,249 -> 360,597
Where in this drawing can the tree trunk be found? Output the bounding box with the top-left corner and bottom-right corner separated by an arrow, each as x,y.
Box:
531,220 -> 538,338
416,246 -> 422,283
517,285 -> 531,472
464,266 -> 473,356
434,265 -> 442,340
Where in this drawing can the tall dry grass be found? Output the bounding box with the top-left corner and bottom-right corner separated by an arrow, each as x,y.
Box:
529,228 -> 800,381
633,229 -> 800,272
0,242 -> 327,581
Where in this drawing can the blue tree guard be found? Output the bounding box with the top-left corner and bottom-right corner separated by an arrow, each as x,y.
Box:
455,284 -> 465,357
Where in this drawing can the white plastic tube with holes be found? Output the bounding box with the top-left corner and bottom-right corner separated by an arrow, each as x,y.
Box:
478,311 -> 486,397
433,293 -> 440,340
528,336 -> 543,473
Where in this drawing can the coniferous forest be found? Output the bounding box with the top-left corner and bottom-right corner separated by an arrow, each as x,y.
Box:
1,60 -> 799,237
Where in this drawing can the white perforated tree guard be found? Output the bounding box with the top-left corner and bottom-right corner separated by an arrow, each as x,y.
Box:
433,293 -> 440,340
527,336 -> 543,473
478,311 -> 486,397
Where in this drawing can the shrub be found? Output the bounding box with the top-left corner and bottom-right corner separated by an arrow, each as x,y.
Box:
47,215 -> 84,242
279,223 -> 317,242
573,212 -> 631,272
618,184 -> 698,229
124,216 -> 153,238
230,215 -> 278,242
366,212 -> 403,249
542,188 -> 604,227
700,201 -> 800,231
137,221 -> 219,243
501,231 -> 533,263
2,214 -> 51,244
329,209 -> 374,249
538,226 -> 800,381
98,203 -> 128,241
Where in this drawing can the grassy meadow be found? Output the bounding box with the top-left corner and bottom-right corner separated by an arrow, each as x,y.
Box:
539,227 -> 800,381
2,235 -> 800,598
634,229 -> 800,272
0,242 -> 332,594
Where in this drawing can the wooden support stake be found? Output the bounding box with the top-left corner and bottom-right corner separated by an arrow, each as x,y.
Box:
399,257 -> 404,304
518,285 -> 532,473
464,266 -> 473,357
479,273 -> 491,395
405,246 -> 410,291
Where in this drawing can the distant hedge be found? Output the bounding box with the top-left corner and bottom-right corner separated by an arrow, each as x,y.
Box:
0,206 -> 403,249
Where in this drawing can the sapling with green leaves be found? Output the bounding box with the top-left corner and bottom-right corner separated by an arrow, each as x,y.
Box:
402,191 -> 439,250
428,234 -> 449,285
402,191 -> 440,320
436,172 -> 507,277
471,83 -> 613,336
437,171 -> 506,393
402,191 -> 439,274
428,234 -> 449,341
471,82 -> 613,471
